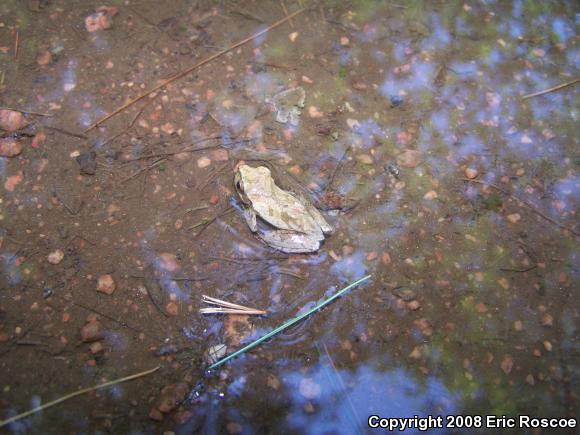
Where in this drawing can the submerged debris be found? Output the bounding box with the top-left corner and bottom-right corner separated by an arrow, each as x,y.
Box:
85,6 -> 119,32
271,87 -> 306,125
76,151 -> 97,175
206,344 -> 227,364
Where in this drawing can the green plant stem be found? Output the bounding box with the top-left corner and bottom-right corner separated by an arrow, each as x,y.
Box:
208,274 -> 372,369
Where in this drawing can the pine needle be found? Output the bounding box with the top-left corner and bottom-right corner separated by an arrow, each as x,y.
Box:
0,366 -> 159,428
201,294 -> 266,315
208,275 -> 372,369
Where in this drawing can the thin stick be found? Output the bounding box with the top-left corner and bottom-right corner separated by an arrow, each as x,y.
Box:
13,31 -> 19,61
0,107 -> 53,117
200,308 -> 266,315
120,157 -> 166,183
280,0 -> 294,28
95,130 -> 128,149
0,366 -> 159,428
129,94 -> 157,127
324,145 -> 351,191
461,178 -> 579,237
499,265 -> 537,273
121,136 -> 223,163
522,78 -> 579,100
85,8 -> 306,132
44,125 -> 88,140
208,274 -> 372,369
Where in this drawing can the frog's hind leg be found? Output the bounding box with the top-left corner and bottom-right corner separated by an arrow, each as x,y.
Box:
257,229 -> 320,253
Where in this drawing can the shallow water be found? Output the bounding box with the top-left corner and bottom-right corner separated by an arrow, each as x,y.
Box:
0,0 -> 578,433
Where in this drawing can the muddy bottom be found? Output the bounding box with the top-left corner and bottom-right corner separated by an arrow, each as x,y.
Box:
0,0 -> 578,433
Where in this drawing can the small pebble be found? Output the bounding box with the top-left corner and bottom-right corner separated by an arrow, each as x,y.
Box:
36,50 -> 53,66
465,167 -> 478,179
0,138 -> 22,157
507,213 -> 521,223
542,313 -> 553,327
543,340 -> 552,352
166,302 -> 179,316
96,274 -> 115,295
197,157 -> 211,168
390,95 -> 404,107
423,190 -> 438,200
89,341 -> 104,354
356,154 -> 373,165
0,109 -> 26,132
475,303 -> 488,313
407,300 -> 420,310
47,249 -> 64,265
308,106 -> 323,118
80,320 -> 104,343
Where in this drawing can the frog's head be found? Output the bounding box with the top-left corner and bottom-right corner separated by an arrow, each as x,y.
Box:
234,164 -> 271,205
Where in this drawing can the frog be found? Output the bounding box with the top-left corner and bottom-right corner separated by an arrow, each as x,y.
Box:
234,164 -> 332,253
269,86 -> 306,126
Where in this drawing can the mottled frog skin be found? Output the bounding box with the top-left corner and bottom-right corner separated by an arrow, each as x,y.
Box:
234,164 -> 332,253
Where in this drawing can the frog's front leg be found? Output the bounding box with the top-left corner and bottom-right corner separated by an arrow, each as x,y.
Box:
243,208 -> 258,232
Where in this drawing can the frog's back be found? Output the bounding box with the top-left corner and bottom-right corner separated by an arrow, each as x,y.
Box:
247,186 -> 321,236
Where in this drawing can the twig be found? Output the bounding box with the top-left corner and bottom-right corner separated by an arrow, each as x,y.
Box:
121,136 -> 222,163
129,95 -> 157,127
71,300 -> 139,332
188,207 -> 233,231
461,178 -> 579,237
171,276 -> 209,281
324,145 -> 351,191
0,107 -> 53,117
272,267 -> 306,279
190,207 -> 235,237
279,0 -> 294,28
185,205 -> 209,214
230,8 -> 264,23
196,162 -> 229,191
52,190 -> 84,215
499,265 -> 537,273
248,60 -> 295,70
13,31 -> 19,61
94,130 -> 128,149
85,8 -> 306,132
208,274 -> 372,369
0,366 -> 159,428
120,157 -> 166,183
522,78 -> 579,100
44,125 -> 88,140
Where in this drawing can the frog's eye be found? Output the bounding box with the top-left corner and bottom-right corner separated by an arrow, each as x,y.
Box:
236,179 -> 243,192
